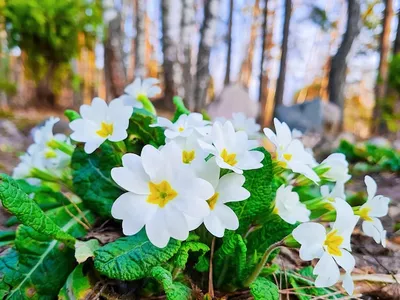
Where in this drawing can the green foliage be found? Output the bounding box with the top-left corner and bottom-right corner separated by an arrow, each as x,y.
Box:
173,240 -> 210,270
150,266 -> 191,300
229,148 -> 273,234
309,6 -> 332,31
4,0 -> 102,87
337,140 -> 400,173
129,108 -> 166,147
0,174 -> 76,247
172,96 -> 190,122
64,109 -> 81,122
94,230 -> 181,281
3,204 -> 94,299
249,277 -> 279,300
0,230 -> 15,247
0,79 -> 17,97
388,54 -> 400,93
58,264 -> 94,300
75,239 -> 100,264
71,142 -> 123,217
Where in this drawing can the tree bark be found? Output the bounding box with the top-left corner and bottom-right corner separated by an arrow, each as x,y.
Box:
194,0 -> 222,111
328,0 -> 360,121
162,0 -> 183,108
374,0 -> 393,133
134,0 -> 146,79
394,7 -> 400,55
181,0 -> 196,109
104,13 -> 127,100
274,0 -> 292,108
239,0 -> 261,89
259,0 -> 269,126
224,0 -> 234,85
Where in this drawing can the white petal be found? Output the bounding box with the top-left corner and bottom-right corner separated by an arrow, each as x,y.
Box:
314,252 -> 340,287
236,150 -> 264,171
111,167 -> 149,194
362,218 -> 383,244
299,244 -> 324,261
342,272 -> 354,295
292,222 -> 326,245
213,205 -> 239,231
84,139 -> 104,154
164,207 -> 189,241
263,128 -> 278,147
217,173 -> 249,203
141,145 -> 164,180
204,214 -> 225,237
288,161 -> 320,183
184,214 -> 203,230
368,195 -> 390,217
365,175 -> 377,200
333,250 -> 355,272
195,157 -> 220,189
146,210 -> 171,248
320,185 -> 330,197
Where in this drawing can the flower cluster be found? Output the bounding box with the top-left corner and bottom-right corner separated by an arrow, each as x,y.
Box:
12,78 -> 391,296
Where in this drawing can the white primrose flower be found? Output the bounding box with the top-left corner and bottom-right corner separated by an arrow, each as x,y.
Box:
12,149 -> 44,180
216,112 -> 261,139
293,200 -> 359,295
273,185 -> 310,224
320,153 -> 351,183
120,77 -> 161,108
151,113 -> 211,140
172,135 -> 209,172
111,142 -> 214,248
358,176 -> 390,247
199,121 -> 264,174
69,97 -> 133,154
263,118 -> 319,183
185,158 -> 250,237
320,182 -> 346,209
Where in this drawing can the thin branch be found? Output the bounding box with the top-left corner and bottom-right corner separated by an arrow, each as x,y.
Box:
208,237 -> 216,298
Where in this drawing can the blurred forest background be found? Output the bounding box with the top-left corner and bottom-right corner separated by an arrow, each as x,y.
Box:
0,0 -> 400,139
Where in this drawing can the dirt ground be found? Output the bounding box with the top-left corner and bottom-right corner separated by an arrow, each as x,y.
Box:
1,110 -> 400,299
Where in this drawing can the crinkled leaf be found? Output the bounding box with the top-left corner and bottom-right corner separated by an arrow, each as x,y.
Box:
64,109 -> 81,122
228,148 -> 273,234
174,241 -> 210,269
249,277 -> 279,300
4,204 -> 94,300
75,239 -> 100,263
94,230 -> 181,281
151,266 -> 191,300
71,142 -> 123,217
0,174 -> 76,247
172,96 -> 190,122
58,264 -> 94,300
0,230 -> 15,247
129,108 -> 165,147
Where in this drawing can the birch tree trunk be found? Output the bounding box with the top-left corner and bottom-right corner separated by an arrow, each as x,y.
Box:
181,0 -> 196,109
134,0 -> 146,79
194,0 -> 222,111
274,0 -> 292,108
259,0 -> 269,127
162,0 -> 183,108
104,13 -> 127,100
224,0 -> 234,85
374,0 -> 393,133
239,0 -> 261,89
328,0 -> 360,122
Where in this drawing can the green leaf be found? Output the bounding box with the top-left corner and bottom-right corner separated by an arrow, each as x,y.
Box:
0,174 -> 76,247
75,239 -> 100,263
174,241 -> 210,269
64,109 -> 81,122
94,230 -> 181,281
129,108 -> 165,147
71,142 -> 123,217
249,277 -> 279,300
4,204 -> 94,300
228,148 -> 273,234
172,96 -> 190,122
58,264 -> 94,300
0,230 -> 15,247
150,266 -> 191,300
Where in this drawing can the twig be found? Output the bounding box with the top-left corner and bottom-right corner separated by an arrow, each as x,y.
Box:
66,195 -> 91,229
208,237 -> 216,298
350,274 -> 400,284
63,204 -> 90,231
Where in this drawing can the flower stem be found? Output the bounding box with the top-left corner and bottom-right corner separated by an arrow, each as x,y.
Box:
243,240 -> 284,287
113,141 -> 127,153
47,139 -> 75,156
139,96 -> 157,115
208,237 -> 216,298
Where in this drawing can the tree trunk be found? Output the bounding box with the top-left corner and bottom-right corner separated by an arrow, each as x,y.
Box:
181,0 -> 196,109
394,8 -> 400,55
104,14 -> 127,100
134,0 -> 146,79
374,0 -> 393,133
239,0 -> 261,89
328,0 -> 360,122
274,0 -> 292,109
194,0 -> 222,111
224,0 -> 234,85
259,0 -> 269,126
162,0 -> 183,109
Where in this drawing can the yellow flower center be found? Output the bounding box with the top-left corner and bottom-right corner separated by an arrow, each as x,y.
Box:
324,229 -> 344,256
358,206 -> 373,221
221,148 -> 238,166
44,149 -> 57,159
182,150 -> 195,164
272,206 -> 279,214
96,122 -> 114,138
283,153 -> 292,161
207,193 -> 219,210
146,181 -> 178,208
178,126 -> 184,132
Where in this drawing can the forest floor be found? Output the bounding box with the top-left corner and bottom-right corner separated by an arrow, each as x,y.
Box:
0,109 -> 399,299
